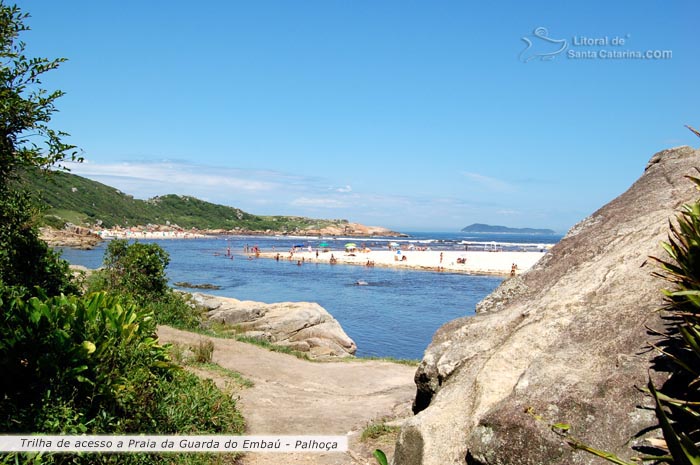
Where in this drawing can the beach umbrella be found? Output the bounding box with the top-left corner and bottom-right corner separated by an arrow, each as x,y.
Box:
318,242 -> 330,248
345,243 -> 357,249
389,242 -> 400,247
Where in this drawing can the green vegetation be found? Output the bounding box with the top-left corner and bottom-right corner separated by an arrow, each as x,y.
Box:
644,173 -> 700,464
373,450 -> 389,465
103,239 -> 170,302
231,334 -> 312,360
168,343 -> 254,390
361,422 -> 401,441
0,189 -> 77,297
86,239 -> 204,330
23,167 -> 351,232
196,362 -> 255,389
461,223 -> 555,234
351,356 -> 420,367
364,421 -> 398,465
0,291 -> 244,464
0,5 -> 244,464
193,339 -> 215,364
0,2 -> 78,298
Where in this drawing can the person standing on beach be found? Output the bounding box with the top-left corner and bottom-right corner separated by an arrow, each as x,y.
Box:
440,252 -> 443,264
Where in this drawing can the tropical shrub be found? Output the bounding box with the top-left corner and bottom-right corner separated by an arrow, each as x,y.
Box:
0,291 -> 172,433
0,188 -> 77,298
101,239 -> 170,303
646,175 -> 700,463
0,1 -> 80,298
87,240 -> 202,329
144,291 -> 202,329
0,291 -> 244,464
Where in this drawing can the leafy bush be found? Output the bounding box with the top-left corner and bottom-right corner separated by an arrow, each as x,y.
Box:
146,291 -> 202,329
0,291 -> 172,433
86,241 -> 203,329
0,291 -> 244,464
0,0 -> 79,297
154,370 -> 244,434
102,239 -> 170,302
0,189 -> 76,297
646,176 -> 700,463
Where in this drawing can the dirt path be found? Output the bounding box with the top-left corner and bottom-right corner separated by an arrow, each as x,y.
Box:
158,326 -> 417,465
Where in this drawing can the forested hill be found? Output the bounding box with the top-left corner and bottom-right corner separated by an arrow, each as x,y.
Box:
461,223 -> 555,234
21,169 -> 352,232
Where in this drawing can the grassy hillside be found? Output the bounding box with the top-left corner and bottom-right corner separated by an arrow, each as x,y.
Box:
22,169 -> 349,232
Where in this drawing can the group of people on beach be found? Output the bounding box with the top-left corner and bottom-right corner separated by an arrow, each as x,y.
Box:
219,241 -> 533,277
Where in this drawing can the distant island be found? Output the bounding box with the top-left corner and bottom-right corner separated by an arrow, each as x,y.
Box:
461,223 -> 555,235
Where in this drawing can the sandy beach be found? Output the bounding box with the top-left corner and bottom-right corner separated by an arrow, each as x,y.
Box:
258,249 -> 546,276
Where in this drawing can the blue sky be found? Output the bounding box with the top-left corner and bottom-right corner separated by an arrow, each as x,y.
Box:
15,0 -> 699,232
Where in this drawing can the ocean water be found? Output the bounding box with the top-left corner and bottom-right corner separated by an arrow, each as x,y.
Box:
58,231 -> 562,360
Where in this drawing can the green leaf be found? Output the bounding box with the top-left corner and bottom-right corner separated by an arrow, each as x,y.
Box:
81,340 -> 96,354
649,380 -> 700,465
373,449 -> 389,465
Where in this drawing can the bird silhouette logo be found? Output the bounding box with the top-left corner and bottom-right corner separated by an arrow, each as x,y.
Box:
519,27 -> 568,63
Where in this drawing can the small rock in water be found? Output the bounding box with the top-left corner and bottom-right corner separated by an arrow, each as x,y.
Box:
174,281 -> 222,290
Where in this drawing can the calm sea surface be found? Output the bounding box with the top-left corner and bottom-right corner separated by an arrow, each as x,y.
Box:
58,231 -> 562,360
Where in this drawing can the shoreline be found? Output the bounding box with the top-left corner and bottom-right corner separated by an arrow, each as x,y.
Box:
93,229 -> 408,241
256,249 -> 546,276
96,229 -> 212,240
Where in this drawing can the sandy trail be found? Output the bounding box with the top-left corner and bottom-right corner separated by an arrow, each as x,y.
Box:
157,326 -> 417,465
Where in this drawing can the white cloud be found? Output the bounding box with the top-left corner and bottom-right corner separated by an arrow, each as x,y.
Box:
55,159 -> 550,231
291,197 -> 349,208
496,209 -> 520,215
461,172 -> 513,192
63,161 -> 274,192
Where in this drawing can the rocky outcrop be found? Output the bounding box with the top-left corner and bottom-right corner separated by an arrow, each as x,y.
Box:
394,146 -> 700,465
191,292 -> 357,358
40,225 -> 102,249
305,222 -> 406,237
213,222 -> 405,237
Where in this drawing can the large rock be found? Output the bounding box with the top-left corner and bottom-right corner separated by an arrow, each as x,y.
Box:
394,146 -> 700,465
40,225 -> 102,249
192,292 -> 357,358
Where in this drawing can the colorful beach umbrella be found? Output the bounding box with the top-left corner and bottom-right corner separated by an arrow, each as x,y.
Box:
318,242 -> 330,248
345,243 -> 357,249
